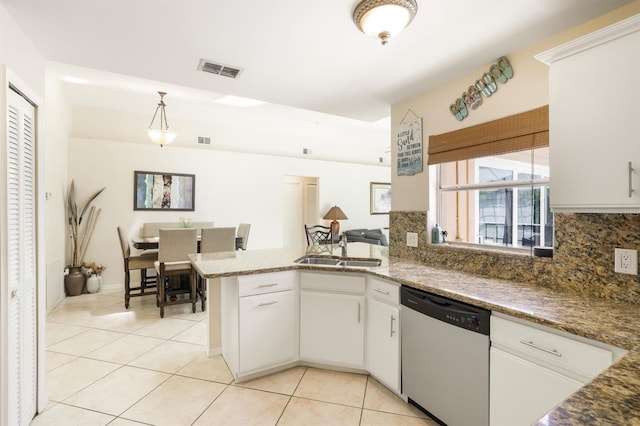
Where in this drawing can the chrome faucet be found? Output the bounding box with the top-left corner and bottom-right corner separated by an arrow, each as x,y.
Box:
339,233 -> 347,257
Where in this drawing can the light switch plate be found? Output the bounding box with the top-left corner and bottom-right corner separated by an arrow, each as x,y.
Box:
406,232 -> 418,247
614,248 -> 638,275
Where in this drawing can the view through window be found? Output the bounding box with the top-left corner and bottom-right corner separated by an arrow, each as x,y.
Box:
437,147 -> 551,249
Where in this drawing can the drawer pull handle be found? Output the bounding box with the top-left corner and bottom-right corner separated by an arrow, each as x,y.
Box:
374,288 -> 390,295
357,303 -> 361,323
520,340 -> 562,357
258,283 -> 279,288
258,301 -> 278,307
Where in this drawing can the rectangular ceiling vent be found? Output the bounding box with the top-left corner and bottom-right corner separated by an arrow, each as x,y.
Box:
198,59 -> 243,79
197,136 -> 211,145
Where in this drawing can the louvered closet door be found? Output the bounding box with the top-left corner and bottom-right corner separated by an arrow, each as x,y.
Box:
7,87 -> 37,426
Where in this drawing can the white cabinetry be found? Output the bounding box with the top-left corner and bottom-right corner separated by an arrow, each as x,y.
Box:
366,278 -> 400,393
221,271 -> 298,380
537,16 -> 640,212
490,314 -> 621,426
300,272 -> 365,368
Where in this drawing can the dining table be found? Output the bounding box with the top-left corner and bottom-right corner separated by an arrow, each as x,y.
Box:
132,236 -> 243,251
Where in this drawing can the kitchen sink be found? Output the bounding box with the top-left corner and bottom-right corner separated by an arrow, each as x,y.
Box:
337,259 -> 382,268
294,256 -> 381,268
294,256 -> 341,266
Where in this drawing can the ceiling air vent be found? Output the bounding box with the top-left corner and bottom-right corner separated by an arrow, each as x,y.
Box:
197,59 -> 243,79
197,136 -> 211,145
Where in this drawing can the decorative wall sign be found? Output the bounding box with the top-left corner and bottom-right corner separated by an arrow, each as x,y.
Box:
396,110 -> 423,176
449,56 -> 514,121
134,170 -> 195,211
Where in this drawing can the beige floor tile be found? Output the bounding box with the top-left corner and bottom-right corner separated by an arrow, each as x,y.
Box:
360,409 -> 439,426
236,366 -> 306,395
46,307 -> 93,326
170,308 -> 207,322
46,357 -> 120,402
177,353 -> 234,384
30,403 -> 115,425
107,418 -> 150,426
364,377 -> 426,418
46,322 -> 89,346
193,385 -> 289,426
47,328 -> 126,356
277,397 -> 361,426
120,375 -> 226,426
45,350 -> 77,372
85,334 -> 165,364
64,366 -> 170,415
294,368 -> 367,408
171,321 -> 207,345
83,310 -> 159,333
132,317 -> 195,339
128,340 -> 204,373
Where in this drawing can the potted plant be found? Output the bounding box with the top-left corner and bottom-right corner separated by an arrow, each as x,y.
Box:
64,180 -> 105,296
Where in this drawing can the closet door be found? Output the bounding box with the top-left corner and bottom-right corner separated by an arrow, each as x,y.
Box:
6,87 -> 37,426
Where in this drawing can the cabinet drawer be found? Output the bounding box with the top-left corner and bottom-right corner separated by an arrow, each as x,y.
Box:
368,277 -> 399,305
238,271 -> 295,296
301,271 -> 365,294
491,316 -> 612,379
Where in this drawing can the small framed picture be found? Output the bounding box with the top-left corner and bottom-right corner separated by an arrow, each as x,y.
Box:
370,182 -> 391,215
134,170 -> 195,211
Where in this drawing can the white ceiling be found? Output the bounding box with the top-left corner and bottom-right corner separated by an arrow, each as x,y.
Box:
1,0 -> 632,159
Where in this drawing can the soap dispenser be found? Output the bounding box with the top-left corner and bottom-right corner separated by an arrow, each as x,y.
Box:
431,224 -> 442,244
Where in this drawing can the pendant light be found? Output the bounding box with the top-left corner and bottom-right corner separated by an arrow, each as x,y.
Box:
146,91 -> 177,147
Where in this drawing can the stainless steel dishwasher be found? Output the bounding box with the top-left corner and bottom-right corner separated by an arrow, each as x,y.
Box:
401,286 -> 491,426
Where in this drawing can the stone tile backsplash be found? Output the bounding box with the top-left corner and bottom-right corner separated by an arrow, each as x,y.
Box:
390,211 -> 640,304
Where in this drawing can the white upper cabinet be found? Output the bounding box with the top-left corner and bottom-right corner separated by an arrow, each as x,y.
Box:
537,15 -> 640,212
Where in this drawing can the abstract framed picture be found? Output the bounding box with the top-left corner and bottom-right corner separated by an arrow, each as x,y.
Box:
134,171 -> 195,211
370,182 -> 391,215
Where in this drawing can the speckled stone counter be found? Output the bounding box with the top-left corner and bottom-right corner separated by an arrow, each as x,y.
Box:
190,244 -> 640,425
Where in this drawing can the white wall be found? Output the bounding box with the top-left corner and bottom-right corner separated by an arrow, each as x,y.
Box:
68,138 -> 390,287
389,1 -> 640,213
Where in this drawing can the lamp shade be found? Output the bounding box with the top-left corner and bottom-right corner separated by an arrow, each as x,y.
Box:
146,129 -> 177,146
323,206 -> 348,221
353,0 -> 418,45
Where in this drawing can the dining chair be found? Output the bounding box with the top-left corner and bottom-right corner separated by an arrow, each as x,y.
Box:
236,223 -> 251,250
155,228 -> 198,318
117,226 -> 158,309
200,227 -> 237,253
198,227 -> 237,310
304,224 -> 332,246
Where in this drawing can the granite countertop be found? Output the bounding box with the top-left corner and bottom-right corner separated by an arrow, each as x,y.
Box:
189,243 -> 640,425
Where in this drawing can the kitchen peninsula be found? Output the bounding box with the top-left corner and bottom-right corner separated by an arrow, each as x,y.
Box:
189,243 -> 640,425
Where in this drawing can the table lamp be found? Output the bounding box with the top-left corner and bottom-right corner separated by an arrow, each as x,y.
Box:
323,205 -> 348,237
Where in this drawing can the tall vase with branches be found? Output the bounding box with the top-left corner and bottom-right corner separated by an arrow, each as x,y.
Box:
66,180 -> 105,268
64,180 -> 105,296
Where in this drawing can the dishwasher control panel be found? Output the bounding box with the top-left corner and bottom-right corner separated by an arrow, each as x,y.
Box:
401,286 -> 490,335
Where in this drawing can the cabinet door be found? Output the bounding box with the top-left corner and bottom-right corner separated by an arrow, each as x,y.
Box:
300,291 -> 364,367
239,290 -> 297,373
366,299 -> 400,392
490,348 -> 582,426
549,31 -> 640,211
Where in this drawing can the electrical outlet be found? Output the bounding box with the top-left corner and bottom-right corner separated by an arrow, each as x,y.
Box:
614,248 -> 638,275
406,232 -> 418,247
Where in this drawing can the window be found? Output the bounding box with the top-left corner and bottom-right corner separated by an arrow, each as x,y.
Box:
437,148 -> 551,249
428,106 -> 551,250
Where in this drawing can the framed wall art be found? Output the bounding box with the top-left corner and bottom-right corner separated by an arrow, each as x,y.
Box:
370,182 -> 391,215
134,170 -> 195,211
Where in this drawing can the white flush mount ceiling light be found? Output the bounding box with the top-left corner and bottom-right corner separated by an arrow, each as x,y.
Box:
146,91 -> 177,147
353,0 -> 418,45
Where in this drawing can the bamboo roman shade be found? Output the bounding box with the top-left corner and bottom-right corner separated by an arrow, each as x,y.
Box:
427,105 -> 549,165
